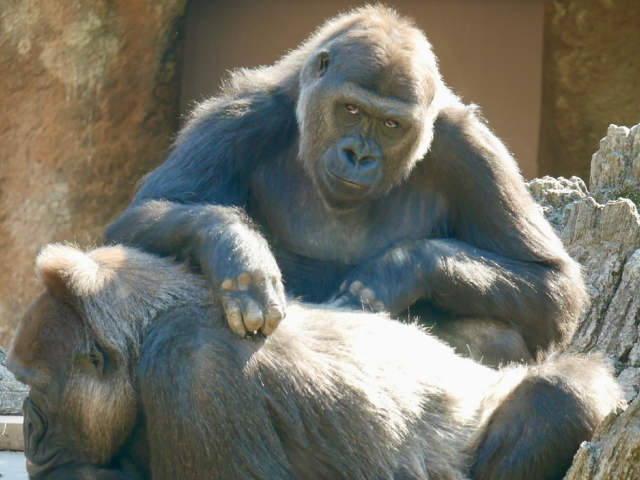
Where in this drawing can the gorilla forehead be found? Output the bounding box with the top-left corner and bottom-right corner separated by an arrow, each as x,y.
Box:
321,16 -> 435,103
329,42 -> 418,101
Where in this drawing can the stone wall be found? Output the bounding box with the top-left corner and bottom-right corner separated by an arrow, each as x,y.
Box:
537,0 -> 640,180
0,0 -> 187,346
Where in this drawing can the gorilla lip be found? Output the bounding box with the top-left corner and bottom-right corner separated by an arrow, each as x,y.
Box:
325,167 -> 367,189
23,397 -> 62,476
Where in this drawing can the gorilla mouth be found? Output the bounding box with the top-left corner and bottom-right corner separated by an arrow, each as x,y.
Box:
325,168 -> 367,190
23,397 -> 69,477
23,397 -> 46,453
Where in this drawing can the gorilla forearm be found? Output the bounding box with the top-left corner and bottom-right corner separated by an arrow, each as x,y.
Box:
105,200 -> 268,280
106,201 -> 285,336
424,240 -> 581,351
336,238 -> 581,354
423,104 -> 585,353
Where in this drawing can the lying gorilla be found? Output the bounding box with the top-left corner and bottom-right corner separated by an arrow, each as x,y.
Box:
8,244 -> 620,480
105,6 -> 586,366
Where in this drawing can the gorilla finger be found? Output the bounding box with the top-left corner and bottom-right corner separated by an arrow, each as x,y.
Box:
240,296 -> 264,333
372,300 -> 386,312
252,278 -> 285,335
251,269 -> 266,284
237,272 -> 253,291
349,281 -> 364,296
359,287 -> 376,304
220,279 -> 237,291
272,277 -> 287,304
219,295 -> 246,336
261,305 -> 285,336
256,277 -> 284,311
325,295 -> 351,310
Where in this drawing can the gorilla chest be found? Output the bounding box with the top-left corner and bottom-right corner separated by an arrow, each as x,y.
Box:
251,188 -> 373,264
249,163 -> 442,265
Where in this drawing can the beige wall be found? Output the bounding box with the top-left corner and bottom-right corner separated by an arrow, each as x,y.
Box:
180,0 -> 544,179
538,0 -> 640,182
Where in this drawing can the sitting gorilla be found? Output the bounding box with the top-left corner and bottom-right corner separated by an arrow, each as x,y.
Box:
105,6 -> 586,366
8,244 -> 620,480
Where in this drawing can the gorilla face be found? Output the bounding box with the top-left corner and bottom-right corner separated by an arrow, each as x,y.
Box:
323,93 -> 413,196
296,26 -> 440,209
7,292 -> 137,478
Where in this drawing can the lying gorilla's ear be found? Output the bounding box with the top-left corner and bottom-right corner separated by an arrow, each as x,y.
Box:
35,244 -> 116,300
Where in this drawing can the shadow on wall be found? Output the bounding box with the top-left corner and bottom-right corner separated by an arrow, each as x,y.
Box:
180,0 -> 544,180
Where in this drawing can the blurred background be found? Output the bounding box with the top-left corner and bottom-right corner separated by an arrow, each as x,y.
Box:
0,0 -> 638,345
182,0 -> 544,179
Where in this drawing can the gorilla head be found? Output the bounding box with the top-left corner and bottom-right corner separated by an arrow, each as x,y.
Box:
7,249 -> 140,476
8,246 -> 204,479
295,8 -> 442,208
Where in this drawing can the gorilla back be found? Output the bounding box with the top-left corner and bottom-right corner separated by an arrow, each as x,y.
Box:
105,6 -> 586,366
8,245 -> 621,480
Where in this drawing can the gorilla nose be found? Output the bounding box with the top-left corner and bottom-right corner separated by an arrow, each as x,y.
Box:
338,137 -> 379,170
338,145 -> 358,166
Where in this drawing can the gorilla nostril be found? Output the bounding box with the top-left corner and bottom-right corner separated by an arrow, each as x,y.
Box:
340,147 -> 358,166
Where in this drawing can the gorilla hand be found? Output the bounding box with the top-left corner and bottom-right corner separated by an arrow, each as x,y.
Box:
327,242 -> 431,315
201,221 -> 286,336
217,269 -> 285,337
329,280 -> 387,312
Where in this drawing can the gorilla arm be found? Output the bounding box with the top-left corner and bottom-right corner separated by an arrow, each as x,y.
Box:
331,104 -> 586,361
107,200 -> 287,336
105,92 -> 297,335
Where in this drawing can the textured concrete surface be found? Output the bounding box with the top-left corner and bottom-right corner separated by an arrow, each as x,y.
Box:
0,452 -> 27,480
0,416 -> 24,451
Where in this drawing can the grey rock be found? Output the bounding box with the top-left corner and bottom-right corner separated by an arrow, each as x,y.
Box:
590,124 -> 640,206
0,348 -> 28,416
529,124 -> 640,479
528,125 -> 640,385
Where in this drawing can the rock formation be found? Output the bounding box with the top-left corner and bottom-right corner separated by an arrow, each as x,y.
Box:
0,0 -> 187,346
529,124 -> 640,479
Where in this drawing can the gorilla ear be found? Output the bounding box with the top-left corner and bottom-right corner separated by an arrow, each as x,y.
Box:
35,244 -> 116,300
318,51 -> 330,77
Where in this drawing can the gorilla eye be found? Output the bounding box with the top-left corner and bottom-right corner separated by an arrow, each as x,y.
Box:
383,119 -> 399,128
345,104 -> 361,115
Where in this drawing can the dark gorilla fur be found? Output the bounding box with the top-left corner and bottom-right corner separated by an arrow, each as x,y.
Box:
104,6 -> 586,366
8,244 -> 620,480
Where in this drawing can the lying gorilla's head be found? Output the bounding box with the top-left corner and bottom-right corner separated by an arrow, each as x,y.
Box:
7,245 -> 203,477
294,7 -> 443,208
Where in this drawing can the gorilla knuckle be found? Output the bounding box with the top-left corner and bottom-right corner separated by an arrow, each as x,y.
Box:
359,287 -> 376,303
348,280 -> 364,295
237,272 -> 253,290
220,279 -> 237,291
